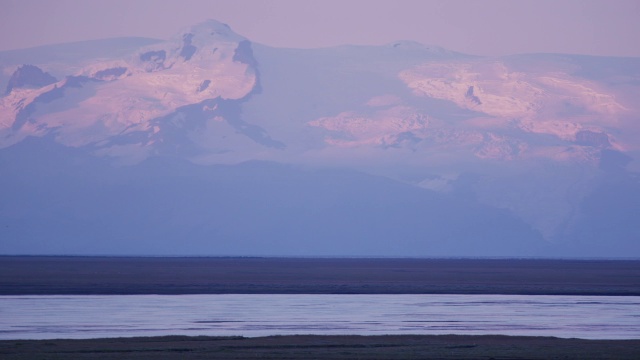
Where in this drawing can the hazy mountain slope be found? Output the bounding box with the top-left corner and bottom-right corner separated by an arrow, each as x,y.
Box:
0,137 -> 545,256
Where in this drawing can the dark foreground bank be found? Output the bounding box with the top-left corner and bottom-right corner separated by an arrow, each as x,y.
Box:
2,335 -> 639,360
1,256 -> 639,295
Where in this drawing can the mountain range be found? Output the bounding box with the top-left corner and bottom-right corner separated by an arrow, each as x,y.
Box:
1,20 -> 638,257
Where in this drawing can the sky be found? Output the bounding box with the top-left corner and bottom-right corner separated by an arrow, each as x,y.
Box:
1,0 -> 639,57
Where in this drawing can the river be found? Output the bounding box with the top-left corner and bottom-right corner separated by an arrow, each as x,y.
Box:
1,294 -> 638,340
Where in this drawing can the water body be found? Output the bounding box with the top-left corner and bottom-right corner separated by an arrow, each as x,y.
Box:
1,294 -> 638,340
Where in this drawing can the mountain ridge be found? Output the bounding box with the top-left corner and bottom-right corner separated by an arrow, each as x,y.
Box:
0,20 -> 638,257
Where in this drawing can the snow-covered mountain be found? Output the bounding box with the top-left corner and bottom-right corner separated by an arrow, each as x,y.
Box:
1,20 -> 638,257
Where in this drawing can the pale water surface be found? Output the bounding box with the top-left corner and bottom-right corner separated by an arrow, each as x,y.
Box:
1,295 -> 638,340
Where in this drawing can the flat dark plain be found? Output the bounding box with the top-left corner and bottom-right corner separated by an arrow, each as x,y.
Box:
1,256 -> 639,295
1,256 -> 639,359
2,335 -> 640,360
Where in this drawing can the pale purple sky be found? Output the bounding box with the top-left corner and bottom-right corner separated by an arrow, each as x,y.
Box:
1,0 -> 639,57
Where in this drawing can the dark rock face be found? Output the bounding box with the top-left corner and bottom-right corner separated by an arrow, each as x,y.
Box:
139,50 -> 167,71
465,85 -> 482,105
575,130 -> 610,148
232,40 -> 262,94
4,65 -> 57,95
140,50 -> 166,62
93,67 -> 127,80
233,40 -> 258,67
63,75 -> 93,88
197,80 -> 211,92
179,33 -> 197,61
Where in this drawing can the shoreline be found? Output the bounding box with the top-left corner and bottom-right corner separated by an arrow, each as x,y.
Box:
2,334 -> 639,359
3,257 -> 639,358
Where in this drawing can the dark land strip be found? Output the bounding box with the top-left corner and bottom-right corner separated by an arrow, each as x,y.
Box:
2,335 -> 639,359
1,256 -> 639,295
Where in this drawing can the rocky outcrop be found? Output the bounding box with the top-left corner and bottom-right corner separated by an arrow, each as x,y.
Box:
92,67 -> 128,81
233,40 -> 258,67
139,50 -> 167,72
465,85 -> 482,105
179,33 -> 197,61
4,64 -> 57,95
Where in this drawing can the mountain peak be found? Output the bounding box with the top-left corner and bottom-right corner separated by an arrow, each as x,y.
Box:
4,64 -> 57,95
174,19 -> 246,44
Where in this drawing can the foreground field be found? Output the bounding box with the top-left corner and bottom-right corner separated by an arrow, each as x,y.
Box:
2,335 -> 639,360
1,257 -> 639,295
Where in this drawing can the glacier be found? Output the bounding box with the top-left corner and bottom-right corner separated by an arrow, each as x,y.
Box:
0,19 -> 638,257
